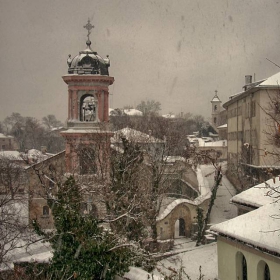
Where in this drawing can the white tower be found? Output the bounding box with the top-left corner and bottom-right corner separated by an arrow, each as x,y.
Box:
211,90 -> 222,129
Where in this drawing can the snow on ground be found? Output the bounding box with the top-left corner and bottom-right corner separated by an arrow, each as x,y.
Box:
1,237 -> 51,271
200,163 -> 238,224
153,163 -> 237,279
153,239 -> 218,279
157,164 -> 216,221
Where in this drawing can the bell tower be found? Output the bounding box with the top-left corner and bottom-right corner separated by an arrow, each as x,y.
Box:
211,90 -> 222,129
61,20 -> 114,174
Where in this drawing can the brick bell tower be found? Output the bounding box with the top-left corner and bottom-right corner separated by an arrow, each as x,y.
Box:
61,20 -> 114,175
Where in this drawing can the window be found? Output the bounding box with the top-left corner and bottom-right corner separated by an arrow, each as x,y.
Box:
43,206 -> 49,216
236,252 -> 247,280
79,147 -> 97,175
246,103 -> 250,118
264,264 -> 270,280
80,95 -> 96,122
238,106 -> 242,116
257,261 -> 271,280
81,201 -> 98,218
49,177 -> 55,189
251,101 -> 256,117
242,255 -> 247,280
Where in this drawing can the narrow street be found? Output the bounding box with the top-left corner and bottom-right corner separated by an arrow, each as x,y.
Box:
153,163 -> 238,279
200,162 -> 238,224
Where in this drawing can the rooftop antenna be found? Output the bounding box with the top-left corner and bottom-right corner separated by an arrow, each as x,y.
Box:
266,58 -> 280,69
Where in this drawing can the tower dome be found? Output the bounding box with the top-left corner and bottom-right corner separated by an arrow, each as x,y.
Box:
68,40 -> 110,75
67,19 -> 110,76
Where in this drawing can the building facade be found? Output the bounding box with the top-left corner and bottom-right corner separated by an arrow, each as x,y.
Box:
0,133 -> 18,151
211,202 -> 280,280
224,72 -> 280,185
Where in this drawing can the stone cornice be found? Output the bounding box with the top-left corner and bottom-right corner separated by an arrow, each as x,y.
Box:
62,75 -> 114,86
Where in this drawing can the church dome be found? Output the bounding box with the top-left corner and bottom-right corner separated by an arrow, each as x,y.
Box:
67,40 -> 110,76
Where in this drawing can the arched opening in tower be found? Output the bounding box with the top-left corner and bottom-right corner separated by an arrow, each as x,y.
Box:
80,95 -> 96,122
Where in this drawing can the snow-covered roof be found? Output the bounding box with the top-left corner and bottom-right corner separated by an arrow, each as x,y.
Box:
50,126 -> 64,132
188,136 -> 226,147
0,151 -> 23,160
257,71 -> 280,87
164,156 -> 186,163
209,132 -> 218,137
228,91 -> 244,100
0,133 -> 13,138
157,199 -> 200,221
231,177 -> 280,208
157,166 -> 212,221
61,128 -> 112,134
123,108 -> 143,116
217,124 -> 227,129
112,127 -> 164,143
0,133 -> 5,138
211,97 -> 221,102
227,72 -> 280,104
121,267 -> 162,280
211,202 -> 280,256
211,93 -> 221,103
162,114 -> 176,118
203,140 -> 227,147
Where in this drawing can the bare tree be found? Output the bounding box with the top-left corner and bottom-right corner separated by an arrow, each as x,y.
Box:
136,100 -> 161,116
42,115 -> 63,130
0,155 -> 31,269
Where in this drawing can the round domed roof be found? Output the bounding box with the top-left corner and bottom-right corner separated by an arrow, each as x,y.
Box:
67,41 -> 110,76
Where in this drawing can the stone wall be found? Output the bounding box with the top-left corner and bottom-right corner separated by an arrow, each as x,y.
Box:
156,199 -> 210,240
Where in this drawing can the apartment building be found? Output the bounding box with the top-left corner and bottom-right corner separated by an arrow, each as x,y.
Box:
224,72 -> 280,183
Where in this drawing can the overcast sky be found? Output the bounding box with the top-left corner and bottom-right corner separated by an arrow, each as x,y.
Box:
1,0 -> 280,123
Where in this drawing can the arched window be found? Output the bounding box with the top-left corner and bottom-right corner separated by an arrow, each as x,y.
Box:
214,105 -> 217,111
88,203 -> 98,218
80,95 -> 96,122
214,117 -> 217,124
257,261 -> 270,280
242,255 -> 247,280
264,264 -> 270,280
80,201 -> 98,218
43,206 -> 49,216
236,252 -> 247,280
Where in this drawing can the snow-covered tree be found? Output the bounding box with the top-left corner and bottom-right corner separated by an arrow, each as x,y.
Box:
42,115 -> 63,130
0,155 -> 31,269
33,176 -> 149,280
136,100 -> 161,116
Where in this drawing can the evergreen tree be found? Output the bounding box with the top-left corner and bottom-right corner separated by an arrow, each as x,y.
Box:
34,176 -> 142,280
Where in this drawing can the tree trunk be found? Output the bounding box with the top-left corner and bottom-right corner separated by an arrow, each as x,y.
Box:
196,165 -> 222,246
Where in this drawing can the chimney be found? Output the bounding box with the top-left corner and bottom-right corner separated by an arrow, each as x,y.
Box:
245,75 -> 252,85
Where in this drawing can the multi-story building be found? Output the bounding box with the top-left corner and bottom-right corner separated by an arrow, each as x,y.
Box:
0,133 -> 18,151
223,72 -> 280,186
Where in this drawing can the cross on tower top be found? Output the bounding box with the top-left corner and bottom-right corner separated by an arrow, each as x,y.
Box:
83,19 -> 94,42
